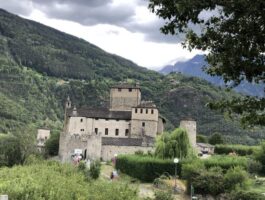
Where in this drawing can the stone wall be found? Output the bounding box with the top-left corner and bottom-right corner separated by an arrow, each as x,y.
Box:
180,120 -> 197,147
131,108 -> 158,137
101,145 -> 153,161
59,132 -> 88,162
67,117 -> 130,137
86,134 -> 102,160
110,88 -> 141,111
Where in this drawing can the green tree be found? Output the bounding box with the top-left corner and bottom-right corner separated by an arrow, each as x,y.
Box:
0,134 -> 22,167
197,134 -> 208,143
149,0 -> 265,126
155,128 -> 193,159
45,131 -> 60,156
209,133 -> 224,145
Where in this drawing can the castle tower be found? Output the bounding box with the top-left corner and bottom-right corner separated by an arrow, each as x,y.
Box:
110,83 -> 141,111
180,119 -> 197,147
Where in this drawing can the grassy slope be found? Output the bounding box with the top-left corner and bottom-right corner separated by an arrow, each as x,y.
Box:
0,9 -> 263,144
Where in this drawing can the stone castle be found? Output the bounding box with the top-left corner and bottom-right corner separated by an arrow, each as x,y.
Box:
59,83 -> 166,162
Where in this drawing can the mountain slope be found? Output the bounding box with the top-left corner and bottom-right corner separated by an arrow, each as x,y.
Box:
0,9 -> 264,145
160,55 -> 265,97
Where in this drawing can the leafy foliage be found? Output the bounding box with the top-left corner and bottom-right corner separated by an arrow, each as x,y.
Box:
209,133 -> 224,145
45,131 -> 60,156
116,155 -> 177,182
155,128 -> 193,159
0,160 -> 138,200
214,144 -> 259,156
0,134 -> 22,167
149,0 -> 265,126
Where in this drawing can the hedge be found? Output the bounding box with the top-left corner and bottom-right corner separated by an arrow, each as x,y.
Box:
214,144 -> 259,156
116,155 -> 179,182
203,155 -> 248,171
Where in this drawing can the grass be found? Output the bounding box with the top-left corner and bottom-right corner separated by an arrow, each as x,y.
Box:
249,177 -> 265,194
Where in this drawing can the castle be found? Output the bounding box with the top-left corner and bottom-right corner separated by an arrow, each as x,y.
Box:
59,83 -> 166,162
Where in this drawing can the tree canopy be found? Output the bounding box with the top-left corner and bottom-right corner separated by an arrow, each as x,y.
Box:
149,0 -> 265,126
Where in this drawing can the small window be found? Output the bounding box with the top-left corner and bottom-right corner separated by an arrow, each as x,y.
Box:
95,128 -> 98,134
135,108 -> 138,113
80,118 -> 83,122
140,109 -> 143,113
105,128 -> 108,135
115,129 -> 119,136
146,109 -> 148,114
128,88 -> 132,92
142,122 -> 145,127
151,109 -> 154,114
80,129 -> 84,132
125,129 -> 129,136
118,88 -> 122,92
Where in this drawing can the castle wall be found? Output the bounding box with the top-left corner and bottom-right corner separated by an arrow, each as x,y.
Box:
101,145 -> 153,161
131,108 -> 158,137
93,119 -> 130,137
180,120 -> 197,147
157,117 -> 164,134
86,135 -> 102,160
59,132 -> 88,162
110,88 -> 141,111
67,117 -> 130,137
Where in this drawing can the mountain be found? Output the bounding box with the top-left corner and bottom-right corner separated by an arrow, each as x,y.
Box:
159,55 -> 265,97
0,8 -> 264,145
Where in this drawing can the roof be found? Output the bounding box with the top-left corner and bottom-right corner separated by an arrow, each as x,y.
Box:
111,83 -> 140,89
196,143 -> 214,148
66,107 -> 131,120
102,136 -> 155,146
134,101 -> 156,108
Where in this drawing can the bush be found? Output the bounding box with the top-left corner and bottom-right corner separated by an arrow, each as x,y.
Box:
90,160 -> 101,179
45,131 -> 60,156
224,167 -> 249,191
247,159 -> 262,174
255,141 -> 265,173
0,161 -> 137,200
0,134 -> 22,167
116,155 -> 177,182
215,144 -> 259,156
209,133 -> 224,145
154,190 -> 173,200
229,190 -> 265,200
203,155 -> 248,171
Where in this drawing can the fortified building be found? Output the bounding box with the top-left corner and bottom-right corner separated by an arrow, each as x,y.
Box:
59,83 -> 166,162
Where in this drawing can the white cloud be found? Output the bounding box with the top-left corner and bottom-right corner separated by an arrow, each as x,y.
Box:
1,0 -> 202,69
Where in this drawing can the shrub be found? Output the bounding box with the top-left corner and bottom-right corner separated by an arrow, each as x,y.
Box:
247,159 -> 262,174
0,134 -> 22,167
196,134 -> 208,143
215,144 -> 259,156
0,161 -> 137,200
229,190 -> 265,200
191,167 -> 225,196
45,131 -> 60,156
90,160 -> 101,179
224,167 -> 249,191
255,141 -> 265,173
203,155 -> 248,171
116,155 -> 177,182
209,133 -> 224,145
154,190 -> 173,200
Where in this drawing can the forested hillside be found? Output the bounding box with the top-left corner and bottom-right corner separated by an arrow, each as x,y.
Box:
0,9 -> 264,145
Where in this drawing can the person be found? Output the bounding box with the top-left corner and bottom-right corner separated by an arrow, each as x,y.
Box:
110,171 -> 114,181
